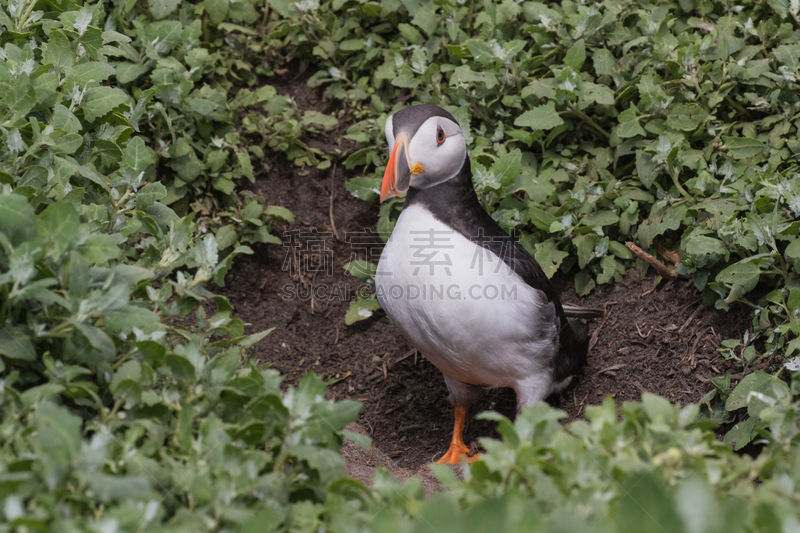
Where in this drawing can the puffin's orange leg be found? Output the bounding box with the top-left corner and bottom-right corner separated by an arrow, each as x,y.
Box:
436,404 -> 481,464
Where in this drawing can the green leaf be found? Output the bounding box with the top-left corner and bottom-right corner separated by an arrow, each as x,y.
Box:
466,39 -> 496,66
166,354 -> 196,383
722,136 -> 765,159
73,322 -> 116,357
37,202 -> 80,258
362,2 -> 381,16
0,194 -> 35,230
291,445 -> 346,484
392,67 -> 421,89
82,87 -> 129,122
573,234 -> 599,269
265,0 -> 298,20
597,255 -> 618,285
564,39 -> 586,71
53,132 -> 83,154
346,176 -> 381,202
635,150 -> 660,188
638,204 -> 689,248
492,149 -> 522,187
724,416 -> 758,450
344,260 -> 377,281
105,306 -> 160,332
716,262 -> 760,292
78,234 -> 121,264
533,240 -> 568,278
82,473 -> 152,502
574,268 -> 595,296
787,239 -> 800,261
264,205 -> 294,223
637,74 -> 669,112
72,7 -> 92,35
617,105 -> 646,138
43,30 -> 73,70
151,0 -> 181,19
53,105 -> 80,134
345,297 -> 382,325
665,104 -> 709,132
32,403 -> 82,473
239,327 -> 275,348
773,44 -> 800,71
583,210 -> 619,227
398,23 -> 423,44
102,30 -> 131,44
68,61 -> 116,86
683,234 -> 727,257
78,26 -> 104,60
0,326 -> 36,361
236,150 -> 254,181
123,136 -> 154,173
302,110 -> 338,129
114,62 -> 151,84
514,101 -> 564,131
136,182 -> 167,210
341,429 -> 372,452
593,48 -> 615,77
642,393 -> 675,422
582,82 -> 615,105
609,241 -> 633,259
768,0 -> 791,18
7,82 -> 37,119
725,370 -> 785,411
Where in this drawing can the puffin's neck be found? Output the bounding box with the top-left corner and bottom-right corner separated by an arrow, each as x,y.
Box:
403,160 -> 489,234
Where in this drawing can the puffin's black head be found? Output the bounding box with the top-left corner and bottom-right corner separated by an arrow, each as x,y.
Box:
380,104 -> 467,202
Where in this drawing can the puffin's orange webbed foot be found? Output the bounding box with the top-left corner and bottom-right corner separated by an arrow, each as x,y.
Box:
436,404 -> 481,464
436,444 -> 481,464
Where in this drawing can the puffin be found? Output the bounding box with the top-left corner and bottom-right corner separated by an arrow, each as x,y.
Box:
375,104 -> 603,464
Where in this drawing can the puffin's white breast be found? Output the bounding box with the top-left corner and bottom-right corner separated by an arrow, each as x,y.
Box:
376,204 -> 558,391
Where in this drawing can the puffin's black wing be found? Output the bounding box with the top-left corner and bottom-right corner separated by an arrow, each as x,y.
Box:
500,240 -> 594,383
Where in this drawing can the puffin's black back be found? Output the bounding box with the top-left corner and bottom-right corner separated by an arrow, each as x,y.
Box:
405,158 -> 589,384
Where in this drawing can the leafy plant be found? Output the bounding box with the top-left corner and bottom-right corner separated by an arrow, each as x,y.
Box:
0,0 -> 375,528
271,0 -> 800,365
299,386 -> 800,532
7,0 -> 800,529
342,259 -> 380,324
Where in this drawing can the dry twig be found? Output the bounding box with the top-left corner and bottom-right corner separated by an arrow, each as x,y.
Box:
329,162 -> 341,241
596,363 -> 627,376
654,240 -> 681,266
390,348 -> 417,367
625,241 -> 679,280
635,321 -> 652,338
678,304 -> 703,335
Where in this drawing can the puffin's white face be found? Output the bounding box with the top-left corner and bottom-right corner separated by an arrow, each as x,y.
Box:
380,113 -> 466,202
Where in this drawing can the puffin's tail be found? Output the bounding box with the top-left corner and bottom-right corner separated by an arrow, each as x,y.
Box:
562,304 -> 604,319
552,306 -> 603,385
552,318 -> 590,384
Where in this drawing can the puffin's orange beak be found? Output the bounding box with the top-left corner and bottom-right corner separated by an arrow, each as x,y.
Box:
380,135 -> 423,202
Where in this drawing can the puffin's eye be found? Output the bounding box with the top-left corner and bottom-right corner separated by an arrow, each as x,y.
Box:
436,126 -> 446,146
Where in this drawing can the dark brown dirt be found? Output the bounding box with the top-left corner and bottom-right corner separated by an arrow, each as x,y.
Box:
218,72 -> 752,483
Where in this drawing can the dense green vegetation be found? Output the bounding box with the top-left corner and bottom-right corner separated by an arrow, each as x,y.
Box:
1,0 -> 799,530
